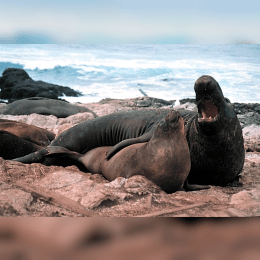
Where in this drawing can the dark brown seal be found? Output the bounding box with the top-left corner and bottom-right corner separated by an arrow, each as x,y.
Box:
0,119 -> 55,146
0,130 -> 41,160
45,110 -> 191,193
183,75 -> 245,185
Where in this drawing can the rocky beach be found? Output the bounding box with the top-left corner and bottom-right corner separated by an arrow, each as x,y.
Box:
0,96 -> 259,217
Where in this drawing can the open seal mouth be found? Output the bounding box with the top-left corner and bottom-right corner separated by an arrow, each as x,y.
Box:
198,99 -> 219,123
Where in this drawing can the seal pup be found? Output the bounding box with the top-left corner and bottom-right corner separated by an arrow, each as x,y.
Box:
0,130 -> 42,160
45,110 -> 191,193
0,119 -> 55,146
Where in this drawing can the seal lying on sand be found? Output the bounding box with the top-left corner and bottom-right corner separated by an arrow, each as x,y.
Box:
13,76 -> 244,186
0,130 -> 41,160
0,119 -> 55,146
44,110 -> 191,193
0,97 -> 98,118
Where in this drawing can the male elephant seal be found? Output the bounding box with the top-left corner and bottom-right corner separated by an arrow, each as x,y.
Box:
0,119 -> 55,146
45,110 -> 191,193
13,76 -> 244,186
0,97 -> 98,118
183,75 -> 245,185
0,130 -> 41,160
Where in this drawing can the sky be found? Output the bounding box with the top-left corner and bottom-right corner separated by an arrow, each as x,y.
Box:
0,0 -> 259,44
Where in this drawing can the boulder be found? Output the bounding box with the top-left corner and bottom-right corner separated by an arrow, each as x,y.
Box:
0,68 -> 82,101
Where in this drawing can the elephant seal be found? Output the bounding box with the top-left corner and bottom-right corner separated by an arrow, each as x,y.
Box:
45,110 -> 191,193
0,130 -> 42,160
183,75 -> 245,185
0,97 -> 98,118
13,76 -> 244,186
0,119 -> 54,146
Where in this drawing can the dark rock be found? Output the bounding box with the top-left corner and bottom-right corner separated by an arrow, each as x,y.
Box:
179,98 -> 196,104
99,97 -> 174,108
36,91 -> 59,99
237,112 -> 260,128
99,98 -> 117,104
233,103 -> 260,115
126,97 -> 173,108
0,203 -> 20,216
0,68 -> 82,101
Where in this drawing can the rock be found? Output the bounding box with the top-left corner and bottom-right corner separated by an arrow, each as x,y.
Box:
245,153 -> 260,165
0,113 -> 58,132
238,112 -> 260,128
35,170 -> 163,210
0,68 -> 82,101
58,112 -> 94,126
0,112 -> 95,135
230,190 -> 260,213
173,102 -> 198,112
99,96 -> 174,108
234,102 -> 260,115
37,170 -> 107,204
124,175 -> 162,195
0,181 -> 33,216
81,184 -> 131,209
243,125 -> 260,152
243,124 -> 260,142
179,98 -> 196,104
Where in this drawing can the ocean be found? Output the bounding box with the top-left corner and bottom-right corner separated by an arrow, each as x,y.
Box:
0,44 -> 259,104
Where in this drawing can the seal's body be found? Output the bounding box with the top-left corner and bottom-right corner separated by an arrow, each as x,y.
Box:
0,130 -> 41,160
1,97 -> 98,118
0,119 -> 54,146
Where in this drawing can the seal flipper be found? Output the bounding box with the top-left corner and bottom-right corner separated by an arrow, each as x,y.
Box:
12,148 -> 49,164
106,131 -> 153,160
183,179 -> 210,191
45,146 -> 82,161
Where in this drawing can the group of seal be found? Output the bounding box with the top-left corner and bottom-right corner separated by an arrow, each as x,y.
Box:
12,76 -> 245,193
